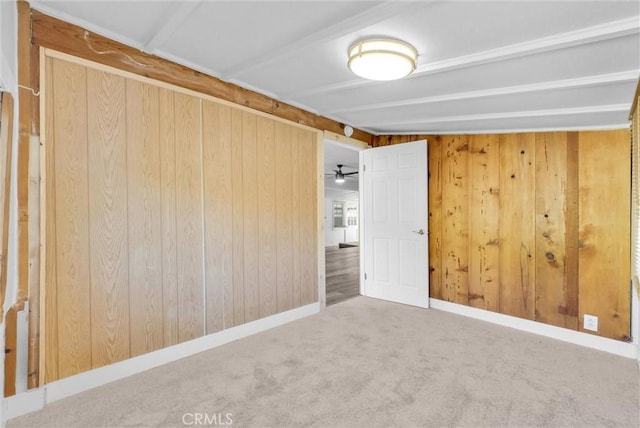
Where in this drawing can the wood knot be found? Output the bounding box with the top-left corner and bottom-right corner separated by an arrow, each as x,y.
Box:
542,231 -> 550,238
520,150 -> 525,154
510,174 -> 515,179
545,252 -> 556,261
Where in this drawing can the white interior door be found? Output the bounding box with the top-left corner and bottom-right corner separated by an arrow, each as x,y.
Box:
360,140 -> 429,308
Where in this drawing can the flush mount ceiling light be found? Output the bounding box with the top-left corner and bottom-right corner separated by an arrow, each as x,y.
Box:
348,38 -> 418,81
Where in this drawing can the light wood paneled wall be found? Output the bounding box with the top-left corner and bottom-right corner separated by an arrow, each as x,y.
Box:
374,131 -> 631,341
43,53 -> 319,382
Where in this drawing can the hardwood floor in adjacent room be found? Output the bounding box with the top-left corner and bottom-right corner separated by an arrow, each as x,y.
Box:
325,245 -> 360,306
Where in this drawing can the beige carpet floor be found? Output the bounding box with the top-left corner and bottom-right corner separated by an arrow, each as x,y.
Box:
9,297 -> 640,427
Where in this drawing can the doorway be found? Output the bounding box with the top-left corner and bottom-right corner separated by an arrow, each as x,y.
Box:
323,139 -> 362,306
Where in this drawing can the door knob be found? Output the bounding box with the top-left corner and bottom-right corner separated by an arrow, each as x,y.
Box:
413,229 -> 425,235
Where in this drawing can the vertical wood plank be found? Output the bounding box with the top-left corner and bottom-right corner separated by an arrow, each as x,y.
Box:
275,123 -> 293,312
43,56 -> 57,383
52,59 -> 91,379
298,128 -> 318,305
312,132 -> 319,303
125,80 -> 163,356
158,88 -> 178,347
0,93 -> 15,328
291,130 -> 301,308
441,135 -> 469,304
16,0 -> 31,305
231,108 -> 245,326
219,105 -> 234,330
4,306 -> 17,396
87,68 -> 130,368
468,134 -> 500,311
316,132 -> 325,308
499,133 -> 536,320
578,130 -> 630,340
28,41 -> 42,389
564,132 -> 580,329
242,111 -> 260,322
428,138 -> 442,299
202,101 -> 232,333
257,116 -> 277,318
534,132 -> 577,329
174,93 -> 204,342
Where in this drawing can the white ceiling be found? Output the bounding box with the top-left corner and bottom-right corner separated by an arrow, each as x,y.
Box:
31,0 -> 640,136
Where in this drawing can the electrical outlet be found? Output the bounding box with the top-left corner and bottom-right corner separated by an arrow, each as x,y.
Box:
583,314 -> 598,332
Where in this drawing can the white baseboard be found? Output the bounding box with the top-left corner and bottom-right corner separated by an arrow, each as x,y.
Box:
430,298 -> 639,360
4,389 -> 45,421
4,302 -> 319,422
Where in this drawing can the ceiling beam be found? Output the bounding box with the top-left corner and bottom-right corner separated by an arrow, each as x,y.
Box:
282,16 -> 640,101
357,104 -> 630,128
219,1 -> 430,80
30,10 -> 374,144
330,70 -> 640,114
378,123 -> 631,136
142,1 -> 203,53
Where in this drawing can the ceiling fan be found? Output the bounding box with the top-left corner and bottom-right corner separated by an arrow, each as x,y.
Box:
326,164 -> 358,183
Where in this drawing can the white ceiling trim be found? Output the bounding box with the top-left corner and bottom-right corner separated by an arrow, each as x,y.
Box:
142,1 -> 203,53
330,70 -> 640,114
218,1 -> 430,80
282,16 -> 640,101
381,123 -> 631,136
359,104 -> 630,128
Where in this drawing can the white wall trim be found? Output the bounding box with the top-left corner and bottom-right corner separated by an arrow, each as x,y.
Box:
631,285 -> 640,368
430,298 -> 639,360
3,389 -> 46,421
3,302 -> 319,422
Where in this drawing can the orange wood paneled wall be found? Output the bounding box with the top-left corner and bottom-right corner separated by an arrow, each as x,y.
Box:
375,131 -> 631,341
43,53 -> 318,382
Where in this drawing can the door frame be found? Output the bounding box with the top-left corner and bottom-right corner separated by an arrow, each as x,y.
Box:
321,131 -> 370,306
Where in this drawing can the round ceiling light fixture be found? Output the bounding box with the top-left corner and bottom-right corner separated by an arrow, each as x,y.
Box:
347,38 -> 418,81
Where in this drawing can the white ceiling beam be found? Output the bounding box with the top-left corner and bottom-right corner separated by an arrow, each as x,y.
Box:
329,70 -> 640,114
218,1 -> 431,80
142,1 -> 203,53
356,104 -> 630,128
380,123 -> 631,136
282,16 -> 640,101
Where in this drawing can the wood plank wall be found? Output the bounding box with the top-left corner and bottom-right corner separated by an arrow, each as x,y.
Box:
375,131 -> 631,341
43,54 -> 318,382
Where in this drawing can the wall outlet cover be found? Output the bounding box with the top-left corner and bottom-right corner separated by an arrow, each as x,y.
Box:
583,314 -> 598,332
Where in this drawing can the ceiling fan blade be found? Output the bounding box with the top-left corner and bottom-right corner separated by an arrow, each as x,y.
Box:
344,171 -> 359,175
